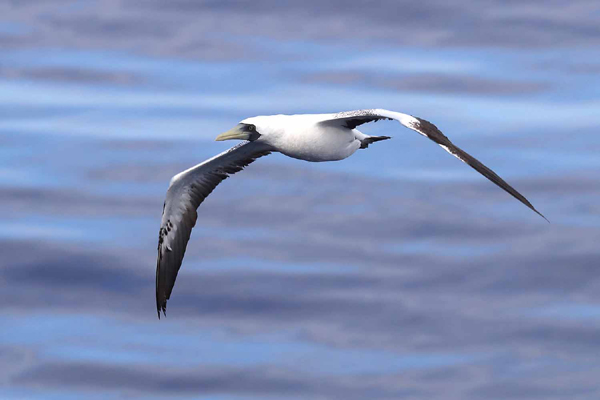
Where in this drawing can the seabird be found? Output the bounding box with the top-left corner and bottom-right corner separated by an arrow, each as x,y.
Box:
156,109 -> 546,317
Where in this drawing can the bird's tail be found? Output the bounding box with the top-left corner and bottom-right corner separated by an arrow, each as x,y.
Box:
360,135 -> 391,149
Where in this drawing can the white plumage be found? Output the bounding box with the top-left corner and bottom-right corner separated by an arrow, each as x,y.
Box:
156,109 -> 546,317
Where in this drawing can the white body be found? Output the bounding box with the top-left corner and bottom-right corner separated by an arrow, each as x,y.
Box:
242,113 -> 365,162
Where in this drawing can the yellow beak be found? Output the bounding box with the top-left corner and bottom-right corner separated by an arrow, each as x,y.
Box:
215,124 -> 250,141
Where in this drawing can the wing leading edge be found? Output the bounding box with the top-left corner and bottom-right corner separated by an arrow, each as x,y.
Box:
156,141 -> 273,317
321,109 -> 547,221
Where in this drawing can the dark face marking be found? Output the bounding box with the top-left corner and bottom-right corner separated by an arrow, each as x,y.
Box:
244,124 -> 261,141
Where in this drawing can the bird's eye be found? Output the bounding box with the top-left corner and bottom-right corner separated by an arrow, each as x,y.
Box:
248,125 -> 255,132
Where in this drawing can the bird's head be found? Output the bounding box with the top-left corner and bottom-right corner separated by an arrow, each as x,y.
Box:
215,116 -> 284,143
215,122 -> 261,142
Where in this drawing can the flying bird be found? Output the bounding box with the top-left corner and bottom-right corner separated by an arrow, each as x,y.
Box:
156,109 -> 546,317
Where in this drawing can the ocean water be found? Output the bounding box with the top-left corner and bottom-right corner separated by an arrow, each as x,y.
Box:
2,2 -> 600,399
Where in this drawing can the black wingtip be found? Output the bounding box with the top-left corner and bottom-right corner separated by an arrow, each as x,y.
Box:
518,196 -> 548,223
520,195 -> 549,223
156,292 -> 167,319
157,303 -> 167,319
534,208 -> 550,223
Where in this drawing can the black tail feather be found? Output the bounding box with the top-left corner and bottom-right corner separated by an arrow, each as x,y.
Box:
360,135 -> 391,149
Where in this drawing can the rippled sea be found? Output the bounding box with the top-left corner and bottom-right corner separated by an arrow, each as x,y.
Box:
2,2 -> 600,399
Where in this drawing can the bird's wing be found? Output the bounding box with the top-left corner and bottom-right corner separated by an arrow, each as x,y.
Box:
319,109 -> 547,221
156,140 -> 273,317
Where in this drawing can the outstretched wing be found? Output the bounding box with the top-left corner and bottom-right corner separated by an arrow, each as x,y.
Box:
156,141 -> 273,317
320,109 -> 547,221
